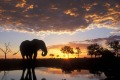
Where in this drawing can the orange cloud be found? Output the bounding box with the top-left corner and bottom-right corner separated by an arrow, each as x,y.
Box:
16,0 -> 27,8
0,0 -> 119,34
64,9 -> 79,17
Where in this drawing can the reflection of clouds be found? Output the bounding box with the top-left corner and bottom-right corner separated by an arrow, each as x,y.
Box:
37,68 -> 106,79
37,67 -> 62,74
0,0 -> 120,34
63,69 -> 97,79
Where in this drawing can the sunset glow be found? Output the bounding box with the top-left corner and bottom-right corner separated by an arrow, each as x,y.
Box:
0,1 -> 120,80
0,0 -> 120,59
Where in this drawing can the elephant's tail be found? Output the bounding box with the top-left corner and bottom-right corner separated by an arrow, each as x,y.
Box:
13,50 -> 19,55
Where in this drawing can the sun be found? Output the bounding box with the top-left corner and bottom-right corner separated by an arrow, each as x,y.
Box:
64,55 -> 69,59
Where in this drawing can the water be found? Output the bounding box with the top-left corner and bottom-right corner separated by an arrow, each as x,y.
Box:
0,67 -> 106,80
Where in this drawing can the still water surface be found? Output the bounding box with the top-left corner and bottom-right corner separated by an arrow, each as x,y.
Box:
0,67 -> 106,80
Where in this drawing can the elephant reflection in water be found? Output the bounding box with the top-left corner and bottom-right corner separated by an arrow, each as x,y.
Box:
20,39 -> 47,60
41,78 -> 46,80
20,61 -> 37,80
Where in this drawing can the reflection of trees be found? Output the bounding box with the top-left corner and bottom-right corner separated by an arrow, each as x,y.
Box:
62,69 -> 72,74
41,78 -> 46,80
89,65 -> 120,80
20,60 -> 37,80
1,71 -> 8,80
61,60 -> 73,74
89,56 -> 120,80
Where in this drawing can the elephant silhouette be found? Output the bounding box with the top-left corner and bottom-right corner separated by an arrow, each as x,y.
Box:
20,39 -> 47,60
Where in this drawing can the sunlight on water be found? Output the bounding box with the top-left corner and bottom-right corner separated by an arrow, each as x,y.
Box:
0,67 -> 106,80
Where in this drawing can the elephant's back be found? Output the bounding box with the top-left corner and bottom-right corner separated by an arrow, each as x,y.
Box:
20,40 -> 32,52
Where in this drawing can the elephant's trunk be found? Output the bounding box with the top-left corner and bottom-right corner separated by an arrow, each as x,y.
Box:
41,49 -> 47,56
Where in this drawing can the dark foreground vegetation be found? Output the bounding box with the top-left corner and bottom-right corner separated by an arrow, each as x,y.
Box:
1,58 -> 120,80
0,58 -> 120,70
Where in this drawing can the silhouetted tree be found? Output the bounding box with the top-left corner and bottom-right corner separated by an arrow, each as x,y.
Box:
101,49 -> 115,59
87,43 -> 101,58
96,47 -> 104,57
76,47 -> 81,58
61,46 -> 74,58
87,50 -> 94,58
0,43 -> 12,59
49,54 -> 54,58
109,41 -> 120,57
56,55 -> 59,58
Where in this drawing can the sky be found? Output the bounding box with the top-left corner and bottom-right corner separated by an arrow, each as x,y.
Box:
0,0 -> 120,58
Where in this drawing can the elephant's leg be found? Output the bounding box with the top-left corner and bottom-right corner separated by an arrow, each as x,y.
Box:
33,52 -> 37,60
26,55 -> 29,59
22,55 -> 25,60
21,53 -> 25,60
29,54 -> 32,60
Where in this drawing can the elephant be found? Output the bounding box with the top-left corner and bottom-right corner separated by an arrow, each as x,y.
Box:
20,39 -> 47,60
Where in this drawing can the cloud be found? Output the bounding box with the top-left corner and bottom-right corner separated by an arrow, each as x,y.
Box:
75,35 -> 120,49
0,0 -> 120,33
110,29 -> 120,35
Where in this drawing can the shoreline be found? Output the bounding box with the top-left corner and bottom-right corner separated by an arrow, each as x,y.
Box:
0,58 -> 120,71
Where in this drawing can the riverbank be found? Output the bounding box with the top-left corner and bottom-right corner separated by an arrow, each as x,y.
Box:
0,58 -> 120,71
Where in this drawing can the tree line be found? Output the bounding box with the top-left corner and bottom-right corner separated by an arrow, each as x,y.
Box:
87,40 -> 120,58
0,40 -> 119,59
60,40 -> 120,58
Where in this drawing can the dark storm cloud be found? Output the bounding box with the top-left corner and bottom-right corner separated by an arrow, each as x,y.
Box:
0,0 -> 120,33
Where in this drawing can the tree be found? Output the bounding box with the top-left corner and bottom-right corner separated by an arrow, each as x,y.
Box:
49,54 -> 54,58
76,47 -> 81,58
87,43 -> 101,58
101,49 -> 115,59
61,46 -> 74,58
109,40 -> 120,57
96,47 -> 104,57
87,50 -> 94,58
56,55 -> 59,58
0,43 -> 12,59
